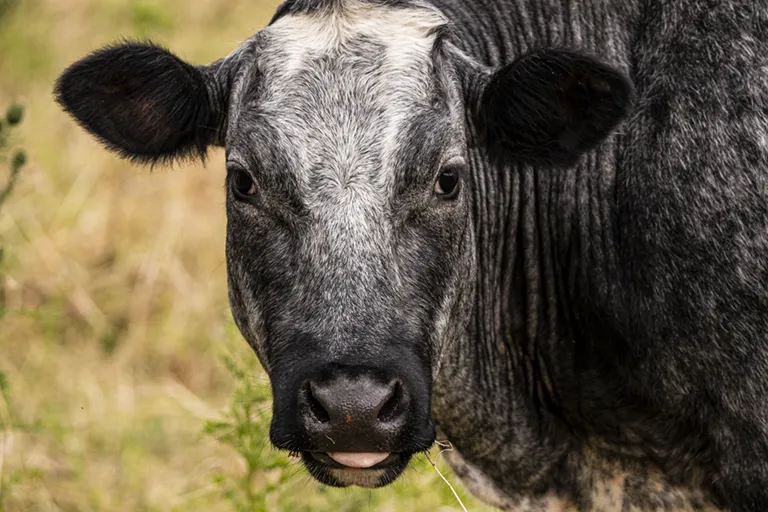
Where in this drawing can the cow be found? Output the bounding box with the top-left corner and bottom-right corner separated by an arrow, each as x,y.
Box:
54,0 -> 768,509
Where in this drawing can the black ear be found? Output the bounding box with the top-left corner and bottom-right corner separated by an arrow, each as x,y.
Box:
475,49 -> 634,168
54,42 -> 228,165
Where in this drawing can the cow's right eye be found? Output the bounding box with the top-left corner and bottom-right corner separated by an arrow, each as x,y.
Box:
231,169 -> 257,199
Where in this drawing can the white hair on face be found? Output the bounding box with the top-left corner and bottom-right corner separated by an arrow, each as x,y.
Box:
266,0 -> 447,73
257,0 -> 449,201
261,0 -> 449,177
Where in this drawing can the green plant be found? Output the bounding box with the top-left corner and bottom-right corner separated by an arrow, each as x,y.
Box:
0,104 -> 26,511
0,103 -> 25,313
203,354 -> 292,512
0,104 -> 25,213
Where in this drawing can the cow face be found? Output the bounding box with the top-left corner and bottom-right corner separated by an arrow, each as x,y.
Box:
223,3 -> 471,488
55,0 -> 632,489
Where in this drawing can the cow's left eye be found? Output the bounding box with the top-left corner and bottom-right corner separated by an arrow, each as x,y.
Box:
231,169 -> 257,199
434,166 -> 461,199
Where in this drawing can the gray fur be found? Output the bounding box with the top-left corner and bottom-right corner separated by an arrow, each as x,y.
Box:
430,0 -> 768,509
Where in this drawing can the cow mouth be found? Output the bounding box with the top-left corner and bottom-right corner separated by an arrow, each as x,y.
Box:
301,451 -> 413,488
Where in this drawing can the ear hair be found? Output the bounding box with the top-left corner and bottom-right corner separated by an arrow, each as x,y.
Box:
54,41 -> 229,166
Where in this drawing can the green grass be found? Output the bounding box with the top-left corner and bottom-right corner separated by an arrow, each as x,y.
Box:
0,0 -> 494,510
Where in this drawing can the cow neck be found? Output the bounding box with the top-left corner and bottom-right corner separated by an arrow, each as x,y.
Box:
430,0 -> 642,499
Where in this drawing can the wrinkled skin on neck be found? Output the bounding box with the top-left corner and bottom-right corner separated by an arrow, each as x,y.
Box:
430,0 -> 763,510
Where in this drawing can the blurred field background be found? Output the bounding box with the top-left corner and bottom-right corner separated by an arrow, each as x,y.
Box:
0,0 -> 494,510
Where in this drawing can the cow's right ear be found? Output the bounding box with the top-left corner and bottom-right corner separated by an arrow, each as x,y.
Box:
55,42 -> 234,165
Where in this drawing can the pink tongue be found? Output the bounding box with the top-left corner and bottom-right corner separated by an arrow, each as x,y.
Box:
327,452 -> 390,469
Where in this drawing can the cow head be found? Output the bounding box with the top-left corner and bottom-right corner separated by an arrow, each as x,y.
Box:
55,0 -> 632,489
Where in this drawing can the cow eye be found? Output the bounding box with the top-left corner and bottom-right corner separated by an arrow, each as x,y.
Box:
433,165 -> 461,199
231,168 -> 257,199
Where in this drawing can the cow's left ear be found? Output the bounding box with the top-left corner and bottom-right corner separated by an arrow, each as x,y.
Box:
473,49 -> 634,168
55,42 -> 237,165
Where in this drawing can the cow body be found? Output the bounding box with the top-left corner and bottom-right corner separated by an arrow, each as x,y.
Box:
54,0 -> 768,510
430,0 -> 768,509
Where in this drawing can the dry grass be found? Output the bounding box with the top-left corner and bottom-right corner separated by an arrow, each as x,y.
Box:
0,1 -> 493,510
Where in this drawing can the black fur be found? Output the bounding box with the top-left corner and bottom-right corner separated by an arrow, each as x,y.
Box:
475,49 -> 635,168
54,42 -> 221,165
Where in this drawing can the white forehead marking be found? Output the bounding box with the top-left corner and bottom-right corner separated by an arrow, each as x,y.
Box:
255,0 -> 450,201
266,0 -> 447,73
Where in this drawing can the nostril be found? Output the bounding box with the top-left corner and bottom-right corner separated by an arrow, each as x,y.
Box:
303,382 -> 330,423
377,381 -> 404,423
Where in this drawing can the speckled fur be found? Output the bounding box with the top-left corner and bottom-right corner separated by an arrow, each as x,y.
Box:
55,0 -> 768,509
431,0 -> 768,510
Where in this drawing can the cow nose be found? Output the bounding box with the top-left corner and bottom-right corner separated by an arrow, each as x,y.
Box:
308,377 -> 405,426
301,375 -> 408,450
